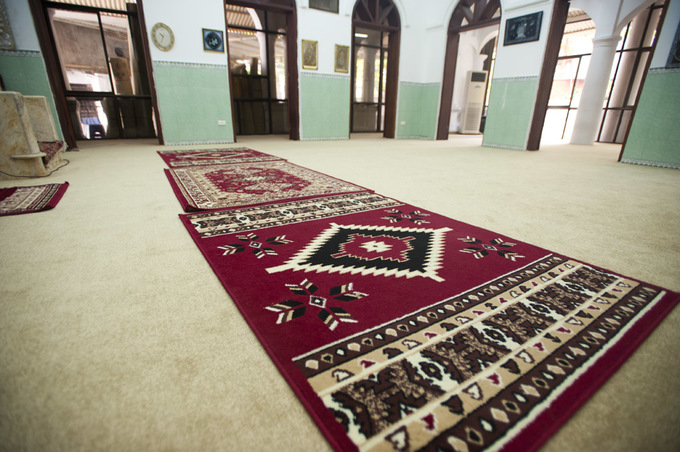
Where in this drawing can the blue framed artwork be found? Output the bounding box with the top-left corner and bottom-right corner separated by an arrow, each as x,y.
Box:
202,28 -> 224,52
504,11 -> 543,46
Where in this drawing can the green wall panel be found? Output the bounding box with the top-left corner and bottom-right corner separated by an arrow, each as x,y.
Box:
621,69 -> 680,169
396,82 -> 440,139
153,61 -> 234,145
482,77 -> 538,150
300,73 -> 350,140
0,50 -> 63,140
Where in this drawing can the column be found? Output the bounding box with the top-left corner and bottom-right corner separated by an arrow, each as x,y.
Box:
570,35 -> 620,145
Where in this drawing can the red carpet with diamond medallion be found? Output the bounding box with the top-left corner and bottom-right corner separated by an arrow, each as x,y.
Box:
161,148 -> 679,452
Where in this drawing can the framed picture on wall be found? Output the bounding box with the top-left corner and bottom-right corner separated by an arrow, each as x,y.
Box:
202,28 -> 224,52
335,45 -> 349,73
504,11 -> 543,46
302,40 -> 318,70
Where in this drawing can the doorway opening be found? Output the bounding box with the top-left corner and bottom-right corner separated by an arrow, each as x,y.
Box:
225,0 -> 298,140
437,0 -> 501,140
350,0 -> 400,137
44,0 -> 155,141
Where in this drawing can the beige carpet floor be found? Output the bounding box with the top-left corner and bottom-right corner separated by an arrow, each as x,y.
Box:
1,134 -> 678,451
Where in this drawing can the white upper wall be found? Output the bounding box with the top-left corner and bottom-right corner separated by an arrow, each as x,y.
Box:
143,0 -> 229,65
492,0 -> 554,78
297,2 -> 352,74
6,0 -> 40,51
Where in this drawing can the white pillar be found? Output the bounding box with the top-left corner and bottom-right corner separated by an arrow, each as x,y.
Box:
570,35 -> 621,145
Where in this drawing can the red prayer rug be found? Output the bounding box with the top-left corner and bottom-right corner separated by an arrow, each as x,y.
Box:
158,147 -> 283,168
165,160 -> 370,212
0,182 -> 69,216
179,192 -> 679,452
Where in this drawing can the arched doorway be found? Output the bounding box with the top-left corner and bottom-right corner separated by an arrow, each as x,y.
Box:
351,0 -> 400,138
437,0 -> 501,140
225,0 -> 299,140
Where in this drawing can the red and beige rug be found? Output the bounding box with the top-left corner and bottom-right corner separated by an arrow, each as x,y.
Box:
0,182 -> 69,216
179,191 -> 679,452
165,160 -> 369,211
158,147 -> 283,168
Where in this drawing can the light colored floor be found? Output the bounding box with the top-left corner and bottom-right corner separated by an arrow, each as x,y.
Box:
1,134 -> 678,451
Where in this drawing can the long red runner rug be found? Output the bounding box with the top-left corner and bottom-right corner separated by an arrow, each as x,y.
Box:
179,190 -> 679,451
158,147 -> 283,168
165,160 -> 370,212
0,182 -> 69,216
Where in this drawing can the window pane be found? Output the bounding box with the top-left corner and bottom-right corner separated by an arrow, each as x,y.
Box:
226,6 -> 259,30
643,7 -> 662,47
549,58 -> 578,106
628,51 -> 648,106
101,12 -> 137,95
354,27 -> 381,47
49,8 -> 112,92
272,34 -> 287,100
228,28 -> 265,75
266,11 -> 287,32
352,103 -> 378,132
571,55 -> 590,108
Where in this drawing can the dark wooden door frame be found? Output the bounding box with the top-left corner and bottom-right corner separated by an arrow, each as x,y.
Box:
436,0 -> 501,140
27,0 -> 162,147
350,0 -> 401,138
223,0 -> 299,140
27,0 -> 77,148
527,0 -> 570,150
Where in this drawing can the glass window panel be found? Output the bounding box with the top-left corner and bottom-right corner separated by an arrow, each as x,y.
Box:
228,28 -> 265,75
373,50 -> 381,103
559,28 -> 595,57
352,103 -> 378,132
542,108 -> 568,141
608,51 -> 636,107
571,55 -> 590,108
354,27 -> 381,47
624,15 -> 646,49
226,6 -> 258,29
599,110 -> 620,142
238,101 -> 269,134
548,58 -> 578,107
270,101 -> 289,134
355,46 -> 379,103
49,8 -> 112,92
354,46 -> 365,102
628,51 -> 648,106
643,8 -> 662,47
70,97 -> 120,139
266,11 -> 287,32
272,34 -> 287,100
101,12 -> 137,95
616,110 -> 632,143
118,97 -> 156,138
381,50 -> 388,103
